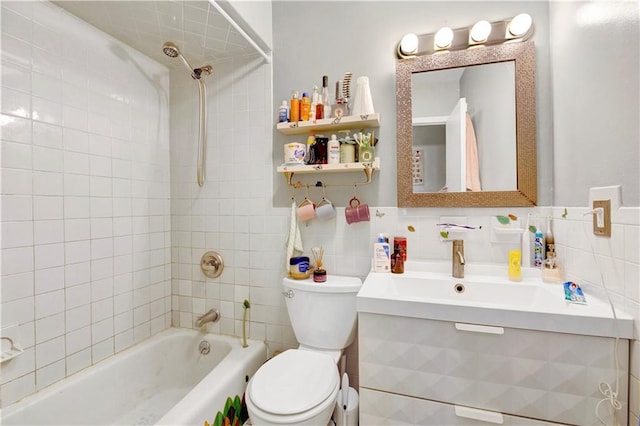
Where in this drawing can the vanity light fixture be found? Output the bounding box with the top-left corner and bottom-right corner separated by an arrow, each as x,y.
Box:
396,13 -> 534,58
507,13 -> 533,38
434,27 -> 454,49
469,20 -> 492,43
398,33 -> 419,58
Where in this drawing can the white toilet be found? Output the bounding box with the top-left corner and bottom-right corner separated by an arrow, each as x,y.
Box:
245,275 -> 362,425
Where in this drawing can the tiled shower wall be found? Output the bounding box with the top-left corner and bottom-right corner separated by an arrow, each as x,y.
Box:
0,1 -> 172,407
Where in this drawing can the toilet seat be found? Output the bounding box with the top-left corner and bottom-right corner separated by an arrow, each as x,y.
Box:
248,350 -> 338,416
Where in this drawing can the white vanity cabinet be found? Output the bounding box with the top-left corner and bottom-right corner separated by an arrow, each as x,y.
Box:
358,313 -> 629,426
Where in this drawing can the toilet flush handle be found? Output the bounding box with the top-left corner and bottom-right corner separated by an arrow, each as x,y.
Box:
282,289 -> 294,298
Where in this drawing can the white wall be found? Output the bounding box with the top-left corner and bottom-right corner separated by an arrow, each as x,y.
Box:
1,1 -> 172,407
550,1 -> 639,206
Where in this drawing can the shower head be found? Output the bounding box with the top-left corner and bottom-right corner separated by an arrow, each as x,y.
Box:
162,41 -> 198,78
162,41 -> 180,58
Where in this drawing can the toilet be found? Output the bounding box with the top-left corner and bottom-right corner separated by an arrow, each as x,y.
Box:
245,275 -> 362,425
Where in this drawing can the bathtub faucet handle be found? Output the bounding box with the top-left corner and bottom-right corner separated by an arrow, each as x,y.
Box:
195,308 -> 220,328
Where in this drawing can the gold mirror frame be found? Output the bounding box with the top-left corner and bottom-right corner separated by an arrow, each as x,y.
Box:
396,41 -> 537,207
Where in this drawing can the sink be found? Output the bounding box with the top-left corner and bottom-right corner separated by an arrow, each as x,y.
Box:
390,274 -> 546,307
357,260 -> 633,338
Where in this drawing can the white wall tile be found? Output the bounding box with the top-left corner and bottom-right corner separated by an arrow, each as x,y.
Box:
2,246 -> 34,276
34,266 -> 64,295
1,140 -> 32,170
35,336 -> 65,369
1,221 -> 34,248
66,347 -> 91,375
33,171 -> 63,196
34,289 -> 64,319
35,312 -> 65,344
33,196 -> 63,220
1,272 -> 34,302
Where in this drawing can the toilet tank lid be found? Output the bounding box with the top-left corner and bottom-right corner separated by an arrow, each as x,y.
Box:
283,275 -> 362,293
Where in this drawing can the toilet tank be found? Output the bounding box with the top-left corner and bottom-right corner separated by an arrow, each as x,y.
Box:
283,275 -> 362,350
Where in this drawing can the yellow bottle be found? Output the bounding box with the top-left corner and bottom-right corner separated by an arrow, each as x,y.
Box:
508,249 -> 522,282
300,92 -> 311,121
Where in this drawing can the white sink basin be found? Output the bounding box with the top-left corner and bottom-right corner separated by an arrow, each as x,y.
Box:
357,260 -> 633,338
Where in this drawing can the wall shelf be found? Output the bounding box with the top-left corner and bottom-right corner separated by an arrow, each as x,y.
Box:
276,113 -> 380,135
278,158 -> 380,186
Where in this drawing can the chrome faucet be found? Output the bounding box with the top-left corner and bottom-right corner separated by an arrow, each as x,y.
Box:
195,309 -> 220,328
452,240 -> 465,278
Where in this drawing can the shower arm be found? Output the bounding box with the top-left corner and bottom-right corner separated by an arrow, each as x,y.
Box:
196,78 -> 207,187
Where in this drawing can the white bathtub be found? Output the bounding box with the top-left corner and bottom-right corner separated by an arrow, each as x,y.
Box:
1,328 -> 266,425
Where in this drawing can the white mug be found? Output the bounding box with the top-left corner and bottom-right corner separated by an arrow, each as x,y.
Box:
315,198 -> 336,221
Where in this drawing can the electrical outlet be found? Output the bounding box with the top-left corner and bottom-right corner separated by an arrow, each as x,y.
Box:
592,199 -> 611,237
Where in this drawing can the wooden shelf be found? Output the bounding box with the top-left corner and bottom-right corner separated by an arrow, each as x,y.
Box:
276,113 -> 380,135
277,157 -> 380,174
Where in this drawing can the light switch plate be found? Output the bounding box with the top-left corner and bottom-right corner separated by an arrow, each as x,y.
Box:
592,199 -> 611,237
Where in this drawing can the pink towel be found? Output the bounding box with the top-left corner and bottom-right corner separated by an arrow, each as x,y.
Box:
465,113 -> 482,191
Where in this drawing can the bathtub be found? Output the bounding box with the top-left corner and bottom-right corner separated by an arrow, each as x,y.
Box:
1,328 -> 266,425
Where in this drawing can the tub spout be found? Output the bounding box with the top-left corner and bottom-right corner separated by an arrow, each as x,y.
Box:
195,309 -> 219,328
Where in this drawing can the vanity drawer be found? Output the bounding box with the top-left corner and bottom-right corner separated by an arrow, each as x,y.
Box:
359,313 -> 628,426
360,388 -> 568,426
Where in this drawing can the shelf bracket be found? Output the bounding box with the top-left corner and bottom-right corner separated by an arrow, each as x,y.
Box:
363,164 -> 374,184
283,171 -> 294,186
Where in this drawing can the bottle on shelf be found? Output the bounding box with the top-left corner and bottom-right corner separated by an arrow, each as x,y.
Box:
300,92 -> 311,121
290,91 -> 300,122
321,75 -> 332,119
310,86 -> 320,121
278,100 -> 289,123
327,134 -> 340,164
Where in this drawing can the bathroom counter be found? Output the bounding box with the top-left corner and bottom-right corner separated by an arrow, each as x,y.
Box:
357,261 -> 634,339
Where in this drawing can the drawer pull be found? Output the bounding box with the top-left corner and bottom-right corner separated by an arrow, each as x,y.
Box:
455,323 -> 504,335
454,405 -> 504,424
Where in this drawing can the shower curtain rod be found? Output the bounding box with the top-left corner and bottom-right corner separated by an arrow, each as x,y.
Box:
208,0 -> 272,64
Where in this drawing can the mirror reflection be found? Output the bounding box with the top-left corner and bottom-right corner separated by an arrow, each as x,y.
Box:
411,62 -> 516,193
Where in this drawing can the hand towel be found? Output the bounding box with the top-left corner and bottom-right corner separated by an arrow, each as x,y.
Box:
285,200 -> 304,273
465,113 -> 482,192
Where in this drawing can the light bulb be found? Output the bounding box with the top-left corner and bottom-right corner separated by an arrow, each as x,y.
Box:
434,27 -> 454,49
399,33 -> 419,56
470,20 -> 492,42
508,13 -> 533,37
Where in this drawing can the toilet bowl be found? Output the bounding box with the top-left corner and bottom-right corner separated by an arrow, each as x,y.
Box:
245,349 -> 339,425
246,275 -> 362,425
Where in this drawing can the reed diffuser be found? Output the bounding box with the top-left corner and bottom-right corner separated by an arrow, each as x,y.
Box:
311,247 -> 326,283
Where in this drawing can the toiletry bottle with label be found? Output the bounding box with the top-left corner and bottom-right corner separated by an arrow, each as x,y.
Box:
508,250 -> 522,282
321,76 -> 331,119
373,235 -> 391,272
391,244 -> 405,274
328,135 -> 340,164
300,92 -> 311,121
544,216 -> 554,256
290,91 -> 300,122
278,100 -> 289,123
534,231 -> 545,267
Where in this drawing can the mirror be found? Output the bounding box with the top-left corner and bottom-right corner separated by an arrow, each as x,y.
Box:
396,41 -> 537,207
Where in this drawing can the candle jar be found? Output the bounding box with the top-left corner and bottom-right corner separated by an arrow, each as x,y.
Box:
358,146 -> 375,163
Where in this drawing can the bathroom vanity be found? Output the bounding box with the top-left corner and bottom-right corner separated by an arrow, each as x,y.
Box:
356,261 -> 633,426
